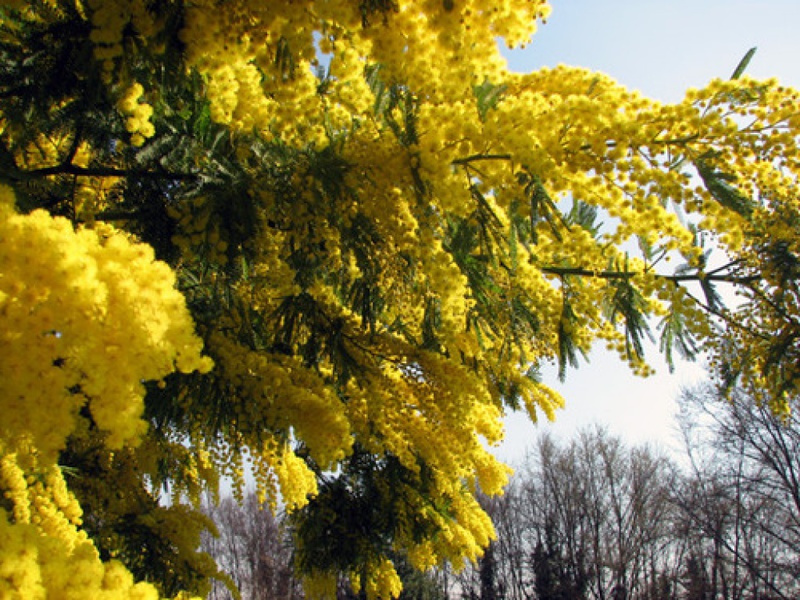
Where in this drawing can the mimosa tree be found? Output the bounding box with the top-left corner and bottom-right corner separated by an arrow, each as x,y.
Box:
1,1 -> 799,598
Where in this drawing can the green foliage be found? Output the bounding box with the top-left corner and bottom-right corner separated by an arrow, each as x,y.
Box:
730,47 -> 757,80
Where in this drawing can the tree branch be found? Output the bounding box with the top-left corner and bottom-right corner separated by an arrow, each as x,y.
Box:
452,153 -> 513,166
542,264 -> 760,286
8,163 -> 199,182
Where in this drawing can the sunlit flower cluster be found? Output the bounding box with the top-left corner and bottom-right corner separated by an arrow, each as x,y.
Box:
0,185 -> 211,597
0,187 -> 212,457
178,0 -> 325,142
0,442 -> 170,599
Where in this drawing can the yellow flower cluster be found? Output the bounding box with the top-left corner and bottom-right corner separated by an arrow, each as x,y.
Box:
250,440 -> 319,511
0,186 -> 212,457
0,185 -> 211,597
178,0 -> 325,141
116,82 -> 156,147
0,511 -> 164,599
0,95 -> 208,594
0,443 -> 169,599
354,558 -> 403,600
168,197 -> 229,264
210,332 -> 352,468
176,0 -> 550,142
188,327 -> 350,510
86,0 -> 160,71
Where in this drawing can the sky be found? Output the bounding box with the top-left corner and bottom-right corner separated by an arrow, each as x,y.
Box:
492,0 -> 800,464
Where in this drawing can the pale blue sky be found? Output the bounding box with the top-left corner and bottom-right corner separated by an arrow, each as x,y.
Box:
494,0 -> 800,463
506,0 -> 800,102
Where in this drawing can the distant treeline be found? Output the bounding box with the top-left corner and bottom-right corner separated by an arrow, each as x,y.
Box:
202,384 -> 800,599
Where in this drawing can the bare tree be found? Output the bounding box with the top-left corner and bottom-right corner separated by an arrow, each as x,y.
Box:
478,428 -> 678,600
675,384 -> 800,598
201,493 -> 303,600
